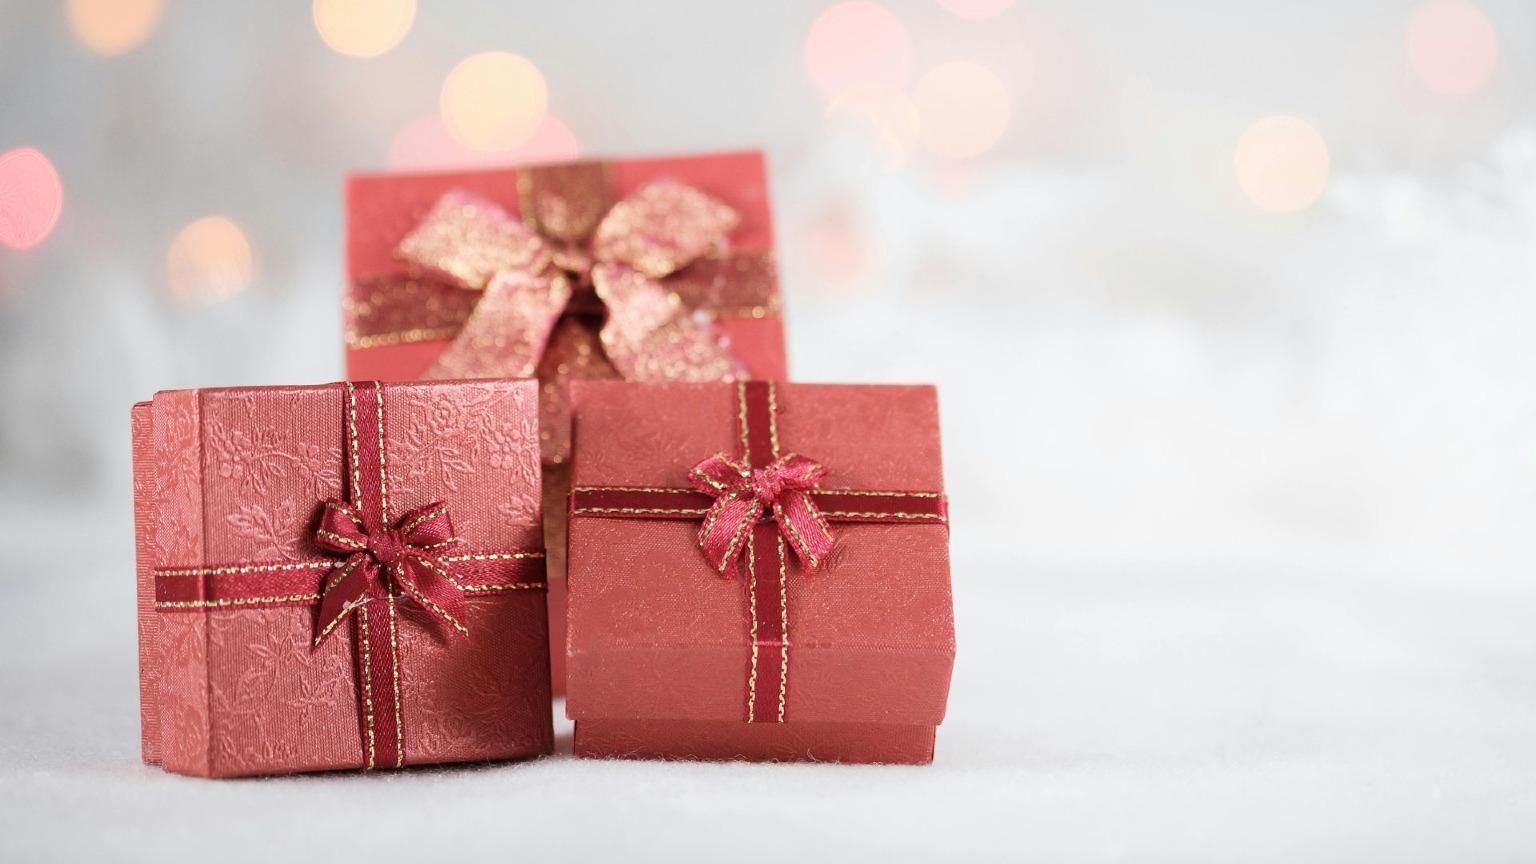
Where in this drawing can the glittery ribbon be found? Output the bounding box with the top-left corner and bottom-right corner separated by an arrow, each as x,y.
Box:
154,381 -> 546,770
348,162 -> 779,462
569,381 -> 948,724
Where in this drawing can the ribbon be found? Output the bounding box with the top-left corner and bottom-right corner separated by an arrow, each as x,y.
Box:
348,162 -> 780,462
570,381 -> 947,724
689,453 -> 835,574
154,381 -> 545,770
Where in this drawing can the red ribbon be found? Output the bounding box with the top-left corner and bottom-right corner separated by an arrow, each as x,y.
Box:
312,499 -> 471,645
570,381 -> 947,724
689,453 -> 835,574
154,382 -> 545,770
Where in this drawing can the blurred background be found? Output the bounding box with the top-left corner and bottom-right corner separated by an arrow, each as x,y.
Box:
3,1 -> 1535,859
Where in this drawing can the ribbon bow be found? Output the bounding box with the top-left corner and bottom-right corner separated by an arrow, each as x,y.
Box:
395,172 -> 748,386
689,452 -> 836,575
312,499 -> 470,645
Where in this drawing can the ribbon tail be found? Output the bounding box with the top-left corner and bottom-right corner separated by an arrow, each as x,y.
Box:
314,555 -> 376,647
698,494 -> 762,576
424,270 -> 572,380
777,491 -> 836,571
396,557 -> 470,637
593,263 -> 747,383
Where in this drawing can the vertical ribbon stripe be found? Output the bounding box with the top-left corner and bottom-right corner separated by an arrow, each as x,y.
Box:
345,382 -> 404,769
739,383 -> 787,723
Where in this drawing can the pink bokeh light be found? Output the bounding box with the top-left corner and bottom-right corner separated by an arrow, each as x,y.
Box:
0,147 -> 64,251
1407,0 -> 1499,97
804,2 -> 913,100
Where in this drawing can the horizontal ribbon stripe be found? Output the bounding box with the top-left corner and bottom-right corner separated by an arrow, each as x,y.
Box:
571,487 -> 946,524
155,553 -> 545,609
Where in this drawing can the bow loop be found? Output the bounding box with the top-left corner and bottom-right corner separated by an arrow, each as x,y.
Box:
690,452 -> 837,575
590,179 -> 740,279
395,190 -> 552,291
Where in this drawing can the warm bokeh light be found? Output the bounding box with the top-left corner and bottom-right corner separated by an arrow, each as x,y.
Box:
1233,115 -> 1330,213
826,83 -> 921,168
913,62 -> 1011,159
67,0 -> 163,56
936,0 -> 1015,20
804,203 -> 868,289
0,147 -> 64,251
1407,0 -> 1498,97
440,52 -> 549,152
805,2 -> 912,100
388,113 -> 579,170
166,216 -> 255,304
313,0 -> 415,58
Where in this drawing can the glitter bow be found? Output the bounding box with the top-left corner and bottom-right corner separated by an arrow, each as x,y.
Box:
689,452 -> 836,575
394,172 -> 748,387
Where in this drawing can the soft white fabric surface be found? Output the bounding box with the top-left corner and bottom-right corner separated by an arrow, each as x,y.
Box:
2,499 -> 1532,861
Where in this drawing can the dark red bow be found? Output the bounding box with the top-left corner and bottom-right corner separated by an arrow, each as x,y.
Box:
689,452 -> 836,575
312,499 -> 470,646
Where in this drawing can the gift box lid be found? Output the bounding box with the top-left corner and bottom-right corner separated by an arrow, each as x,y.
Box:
565,381 -> 955,727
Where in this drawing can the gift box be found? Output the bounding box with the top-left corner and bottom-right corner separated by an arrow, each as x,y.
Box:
132,380 -> 552,777
344,150 -> 788,693
565,381 -> 954,763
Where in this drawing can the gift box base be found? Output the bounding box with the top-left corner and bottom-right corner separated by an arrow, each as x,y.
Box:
572,719 -> 936,764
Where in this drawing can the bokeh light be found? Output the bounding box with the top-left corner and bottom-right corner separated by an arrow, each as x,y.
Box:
936,0 -> 1015,20
0,147 -> 64,251
166,217 -> 254,304
440,52 -> 549,152
1233,115 -> 1330,213
67,0 -> 163,56
913,62 -> 1011,159
1407,0 -> 1498,97
804,203 -> 868,289
805,2 -> 912,100
388,113 -> 579,170
313,0 -> 416,59
826,83 -> 921,168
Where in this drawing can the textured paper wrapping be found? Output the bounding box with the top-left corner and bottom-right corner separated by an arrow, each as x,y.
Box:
565,382 -> 955,764
133,381 -> 552,777
344,151 -> 789,695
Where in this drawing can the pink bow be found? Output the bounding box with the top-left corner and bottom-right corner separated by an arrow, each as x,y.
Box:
688,452 -> 837,575
312,499 -> 469,645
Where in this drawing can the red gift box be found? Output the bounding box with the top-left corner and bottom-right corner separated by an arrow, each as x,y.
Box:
565,381 -> 955,763
344,151 -> 788,694
132,380 -> 552,777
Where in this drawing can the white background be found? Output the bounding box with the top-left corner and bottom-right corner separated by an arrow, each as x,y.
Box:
2,1 -> 1534,860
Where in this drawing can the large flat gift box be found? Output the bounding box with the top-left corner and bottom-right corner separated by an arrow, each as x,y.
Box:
344,151 -> 788,694
565,381 -> 955,763
132,380 -> 552,777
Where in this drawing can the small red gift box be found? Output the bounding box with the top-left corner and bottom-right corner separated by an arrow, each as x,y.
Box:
132,380 -> 552,777
565,381 -> 955,763
344,151 -> 788,694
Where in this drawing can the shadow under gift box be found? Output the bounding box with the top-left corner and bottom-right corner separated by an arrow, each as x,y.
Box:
132,381 -> 552,777
342,151 -> 789,697
565,382 -> 955,764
